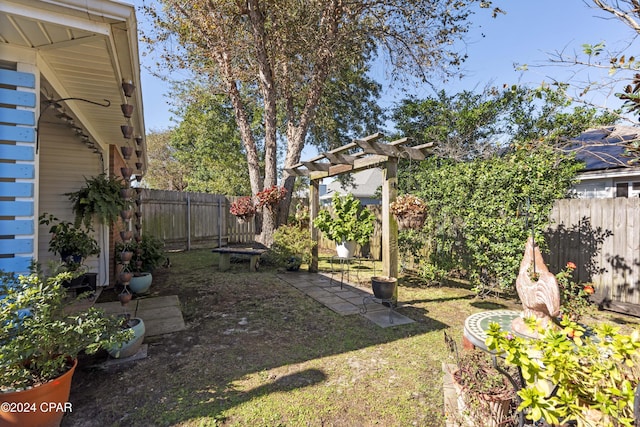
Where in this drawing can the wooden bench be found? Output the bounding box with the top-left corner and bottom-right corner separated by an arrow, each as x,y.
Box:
211,247 -> 267,272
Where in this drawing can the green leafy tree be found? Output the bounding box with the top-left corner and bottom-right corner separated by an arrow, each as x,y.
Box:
392,85 -> 617,162
143,129 -> 189,191
143,0 -> 503,244
170,92 -> 252,195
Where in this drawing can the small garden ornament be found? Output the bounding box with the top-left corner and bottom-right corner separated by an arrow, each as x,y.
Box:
512,236 -> 560,338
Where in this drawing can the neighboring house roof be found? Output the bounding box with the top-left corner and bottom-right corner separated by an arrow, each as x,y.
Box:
567,125 -> 640,171
321,168 -> 382,200
0,0 -> 147,169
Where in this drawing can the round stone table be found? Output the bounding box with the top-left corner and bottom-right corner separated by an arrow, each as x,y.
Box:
463,310 -> 521,351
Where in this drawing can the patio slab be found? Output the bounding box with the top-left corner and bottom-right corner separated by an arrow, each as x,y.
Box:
95,295 -> 185,337
277,272 -> 415,328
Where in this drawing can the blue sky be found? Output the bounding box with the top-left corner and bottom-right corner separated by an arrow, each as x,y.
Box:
136,0 -> 639,133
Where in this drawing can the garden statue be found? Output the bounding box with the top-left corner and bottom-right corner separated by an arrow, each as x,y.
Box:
512,237 -> 560,338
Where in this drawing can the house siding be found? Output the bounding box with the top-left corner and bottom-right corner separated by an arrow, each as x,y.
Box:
0,66 -> 37,274
37,111 -> 105,282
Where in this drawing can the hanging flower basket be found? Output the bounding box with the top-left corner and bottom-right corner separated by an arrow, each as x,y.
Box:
390,194 -> 428,230
230,196 -> 256,221
256,185 -> 287,210
395,212 -> 427,230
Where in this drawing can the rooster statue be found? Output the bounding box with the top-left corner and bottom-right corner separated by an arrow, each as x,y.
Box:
511,237 -> 560,338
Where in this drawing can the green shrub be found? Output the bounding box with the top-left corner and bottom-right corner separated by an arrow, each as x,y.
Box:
269,224 -> 317,268
402,144 -> 582,293
486,318 -> 640,427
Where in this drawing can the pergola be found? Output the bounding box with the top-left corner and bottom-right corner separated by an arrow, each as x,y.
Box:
286,133 -> 434,277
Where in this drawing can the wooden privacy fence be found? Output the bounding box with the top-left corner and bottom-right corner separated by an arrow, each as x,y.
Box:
139,189 -> 254,250
139,189 -> 639,311
546,198 -> 640,313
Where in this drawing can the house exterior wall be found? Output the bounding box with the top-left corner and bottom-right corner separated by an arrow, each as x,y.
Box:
37,114 -> 104,280
573,171 -> 640,198
108,145 -> 130,287
0,56 -> 38,274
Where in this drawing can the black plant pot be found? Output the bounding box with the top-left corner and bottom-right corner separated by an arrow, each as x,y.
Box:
371,276 -> 397,300
62,273 -> 97,292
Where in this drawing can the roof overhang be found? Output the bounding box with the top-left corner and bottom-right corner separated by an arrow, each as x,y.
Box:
0,0 -> 147,170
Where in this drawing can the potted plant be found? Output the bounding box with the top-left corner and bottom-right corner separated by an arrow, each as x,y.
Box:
230,196 -> 256,223
255,185 -> 287,211
39,213 -> 100,267
107,315 -> 146,359
0,271 -> 132,426
269,224 -> 317,271
389,194 -> 428,230
450,349 -> 516,427
486,318 -> 640,427
125,234 -> 164,294
313,192 -> 375,258
65,173 -> 127,228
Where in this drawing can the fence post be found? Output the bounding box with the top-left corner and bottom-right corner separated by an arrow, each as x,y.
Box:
218,197 -> 223,248
186,193 -> 191,251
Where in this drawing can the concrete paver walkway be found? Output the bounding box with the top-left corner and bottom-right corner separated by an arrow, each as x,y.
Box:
96,294 -> 185,337
277,272 -> 414,328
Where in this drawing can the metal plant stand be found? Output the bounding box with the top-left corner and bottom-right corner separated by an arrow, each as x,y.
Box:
360,295 -> 397,324
329,256 -> 373,288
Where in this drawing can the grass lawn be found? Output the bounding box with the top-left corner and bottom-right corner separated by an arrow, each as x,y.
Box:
62,249 -> 637,427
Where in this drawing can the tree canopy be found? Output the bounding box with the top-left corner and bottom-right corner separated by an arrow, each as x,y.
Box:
143,0 -> 503,243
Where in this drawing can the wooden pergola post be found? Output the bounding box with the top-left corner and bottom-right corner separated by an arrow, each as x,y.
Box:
382,158 -> 398,279
309,178 -> 319,272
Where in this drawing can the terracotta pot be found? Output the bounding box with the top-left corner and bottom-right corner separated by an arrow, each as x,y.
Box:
135,175 -> 142,182
135,162 -> 143,170
120,210 -> 134,221
0,358 -> 77,427
135,136 -> 143,146
120,125 -> 134,139
120,103 -> 134,118
119,251 -> 133,263
121,80 -> 135,97
120,188 -> 134,199
120,146 -> 133,160
120,230 -> 133,241
119,271 -> 133,284
120,167 -> 133,181
118,291 -> 132,305
135,150 -> 142,158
